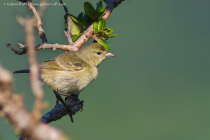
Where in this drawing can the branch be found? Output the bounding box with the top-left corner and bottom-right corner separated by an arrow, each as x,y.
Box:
59,0 -> 73,45
27,0 -> 48,44
6,43 -> 27,55
103,0 -> 124,19
6,43 -> 78,55
7,0 -> 124,54
41,99 -> 83,124
36,43 -> 78,51
25,15 -> 46,121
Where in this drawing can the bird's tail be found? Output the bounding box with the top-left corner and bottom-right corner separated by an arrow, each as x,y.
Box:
13,69 -> 30,74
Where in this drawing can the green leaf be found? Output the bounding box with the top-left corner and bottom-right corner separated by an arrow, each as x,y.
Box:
95,26 -> 118,40
94,18 -> 106,34
101,31 -> 109,40
70,15 -> 83,26
96,31 -> 104,37
93,20 -> 99,33
108,34 -> 118,38
64,14 -> 83,35
98,18 -> 106,31
83,15 -> 92,28
77,12 -> 84,21
103,27 -> 114,34
84,2 -> 95,18
96,1 -> 103,10
71,22 -> 82,35
72,33 -> 83,42
95,8 -> 106,19
84,2 -> 105,20
97,40 -> 111,50
64,14 -> 68,20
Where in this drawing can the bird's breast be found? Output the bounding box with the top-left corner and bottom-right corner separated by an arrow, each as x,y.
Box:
75,67 -> 98,92
41,67 -> 98,94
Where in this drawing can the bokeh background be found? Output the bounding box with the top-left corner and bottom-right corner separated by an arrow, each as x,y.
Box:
1,0 -> 210,140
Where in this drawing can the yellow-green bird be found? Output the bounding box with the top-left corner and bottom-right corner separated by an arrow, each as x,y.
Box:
13,43 -> 116,100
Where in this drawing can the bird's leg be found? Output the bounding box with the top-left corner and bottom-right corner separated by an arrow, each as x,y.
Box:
54,92 -> 83,123
67,98 -> 84,123
59,92 -> 71,98
54,91 -> 83,109
67,100 -> 84,123
53,90 -> 74,122
64,93 -> 79,102
53,90 -> 65,104
55,91 -> 80,104
58,92 -> 81,103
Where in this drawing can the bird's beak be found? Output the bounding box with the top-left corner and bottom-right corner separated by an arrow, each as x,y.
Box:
105,52 -> 117,58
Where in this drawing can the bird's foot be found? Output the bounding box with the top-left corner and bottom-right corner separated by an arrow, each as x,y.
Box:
67,100 -> 84,123
65,94 -> 79,102
53,91 -> 83,123
65,94 -> 84,123
65,94 -> 84,111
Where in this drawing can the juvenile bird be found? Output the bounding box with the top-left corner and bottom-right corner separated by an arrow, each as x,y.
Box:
14,43 -> 116,100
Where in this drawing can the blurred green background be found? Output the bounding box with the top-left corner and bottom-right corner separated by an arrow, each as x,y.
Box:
1,0 -> 210,140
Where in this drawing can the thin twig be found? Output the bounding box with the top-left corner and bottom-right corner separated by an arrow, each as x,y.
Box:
60,0 -> 73,45
90,34 -> 99,41
36,43 -> 78,51
103,0 -> 124,19
27,1 -> 48,44
6,44 -> 27,55
7,43 -> 78,55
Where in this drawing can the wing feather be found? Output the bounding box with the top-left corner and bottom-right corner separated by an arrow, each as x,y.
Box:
40,52 -> 87,71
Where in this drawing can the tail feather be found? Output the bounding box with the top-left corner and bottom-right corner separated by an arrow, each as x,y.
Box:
13,69 -> 30,74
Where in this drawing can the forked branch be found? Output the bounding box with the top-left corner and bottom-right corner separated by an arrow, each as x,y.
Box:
7,0 -> 124,54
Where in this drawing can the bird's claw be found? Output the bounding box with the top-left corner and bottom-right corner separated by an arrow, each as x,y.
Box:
64,95 -> 84,123
65,95 -> 84,111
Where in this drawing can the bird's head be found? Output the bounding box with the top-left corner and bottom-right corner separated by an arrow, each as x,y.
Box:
78,43 -> 116,67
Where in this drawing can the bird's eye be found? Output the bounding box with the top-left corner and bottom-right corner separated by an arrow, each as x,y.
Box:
97,52 -> 101,55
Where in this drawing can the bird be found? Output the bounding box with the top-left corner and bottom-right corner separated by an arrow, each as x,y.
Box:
13,43 -> 116,102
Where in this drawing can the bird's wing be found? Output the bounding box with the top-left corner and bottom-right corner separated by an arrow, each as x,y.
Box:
40,53 -> 87,71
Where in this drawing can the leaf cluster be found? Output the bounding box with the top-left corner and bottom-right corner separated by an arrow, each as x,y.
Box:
64,1 -> 118,50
